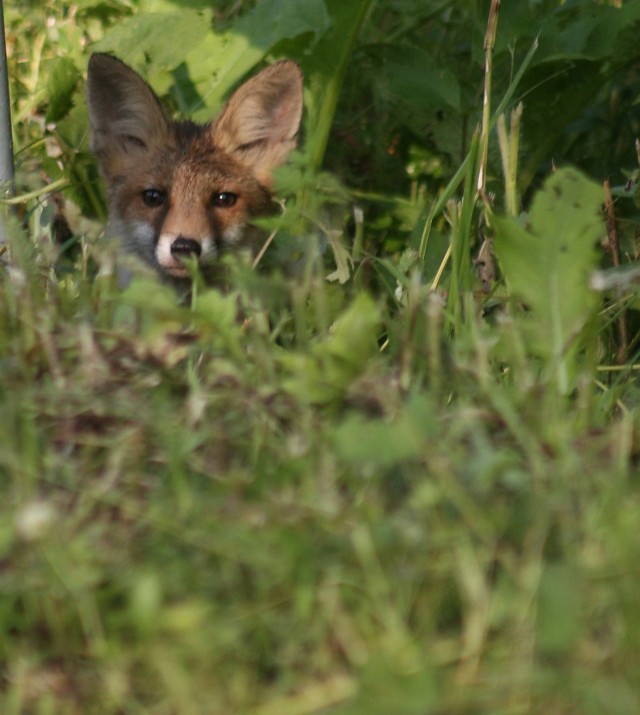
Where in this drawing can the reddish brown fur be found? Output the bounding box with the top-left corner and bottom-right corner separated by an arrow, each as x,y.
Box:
87,54 -> 303,286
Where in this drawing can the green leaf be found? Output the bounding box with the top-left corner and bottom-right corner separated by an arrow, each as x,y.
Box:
535,3 -> 640,63
334,414 -> 418,467
94,10 -> 211,72
322,292 -> 380,368
493,167 -> 604,393
192,290 -> 238,331
280,293 -> 380,405
191,289 -> 244,358
185,0 -> 329,115
333,395 -> 434,468
370,43 -> 461,110
332,655 -> 438,715
46,57 -> 81,123
325,229 -> 353,284
536,565 -> 581,655
121,276 -> 184,316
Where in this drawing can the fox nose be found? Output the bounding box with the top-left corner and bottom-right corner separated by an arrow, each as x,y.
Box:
170,237 -> 202,258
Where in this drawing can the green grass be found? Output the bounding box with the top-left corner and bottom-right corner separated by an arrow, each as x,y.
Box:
3,1 -> 640,713
2,215 -> 640,714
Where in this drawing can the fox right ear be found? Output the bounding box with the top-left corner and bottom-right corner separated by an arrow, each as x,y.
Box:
87,53 -> 169,159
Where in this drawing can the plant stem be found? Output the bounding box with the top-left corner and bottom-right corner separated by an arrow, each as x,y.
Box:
477,0 -> 500,197
308,0 -> 373,172
0,0 -> 15,243
497,104 -> 522,217
1,177 -> 68,205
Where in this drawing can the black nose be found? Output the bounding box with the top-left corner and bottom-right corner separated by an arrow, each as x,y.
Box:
170,237 -> 202,258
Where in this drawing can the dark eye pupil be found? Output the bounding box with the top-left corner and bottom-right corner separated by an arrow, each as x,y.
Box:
142,189 -> 165,207
212,192 -> 237,207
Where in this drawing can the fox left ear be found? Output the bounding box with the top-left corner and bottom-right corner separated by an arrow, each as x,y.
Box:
212,61 -> 303,186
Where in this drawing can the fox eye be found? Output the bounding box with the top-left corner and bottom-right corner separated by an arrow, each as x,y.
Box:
211,192 -> 237,208
141,189 -> 166,208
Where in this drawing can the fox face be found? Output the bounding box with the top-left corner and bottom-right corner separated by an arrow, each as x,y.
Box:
87,54 -> 303,284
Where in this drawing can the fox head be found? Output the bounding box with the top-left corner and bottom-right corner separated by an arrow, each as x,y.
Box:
87,53 -> 303,283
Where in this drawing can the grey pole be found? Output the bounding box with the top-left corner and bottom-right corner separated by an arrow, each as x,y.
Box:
0,0 -> 15,244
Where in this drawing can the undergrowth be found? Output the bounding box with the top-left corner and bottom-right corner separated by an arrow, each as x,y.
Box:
2,1 -> 640,713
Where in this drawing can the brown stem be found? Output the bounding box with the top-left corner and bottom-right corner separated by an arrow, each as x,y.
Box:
604,179 -> 627,363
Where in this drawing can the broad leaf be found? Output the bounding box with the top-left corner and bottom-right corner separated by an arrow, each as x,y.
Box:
368,43 -> 461,111
280,293 -> 380,405
333,395 -> 434,468
185,0 -> 329,116
493,167 -> 604,394
93,10 -> 211,72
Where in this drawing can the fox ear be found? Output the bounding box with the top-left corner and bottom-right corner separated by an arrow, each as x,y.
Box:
212,61 -> 303,186
87,53 -> 169,161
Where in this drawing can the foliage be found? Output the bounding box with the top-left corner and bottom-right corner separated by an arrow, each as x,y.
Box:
493,167 -> 603,395
2,0 -> 640,713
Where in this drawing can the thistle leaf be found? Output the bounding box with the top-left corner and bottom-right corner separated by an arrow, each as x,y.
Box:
493,167 -> 604,393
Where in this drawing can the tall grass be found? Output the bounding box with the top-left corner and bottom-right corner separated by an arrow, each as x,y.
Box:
1,1 -> 640,714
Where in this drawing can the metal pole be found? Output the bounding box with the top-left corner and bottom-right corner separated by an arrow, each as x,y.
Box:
0,0 -> 15,243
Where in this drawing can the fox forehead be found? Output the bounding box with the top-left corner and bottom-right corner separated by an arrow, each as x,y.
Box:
107,126 -> 269,206
168,129 -> 260,195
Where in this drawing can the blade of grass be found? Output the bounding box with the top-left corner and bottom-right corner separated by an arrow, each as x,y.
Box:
497,104 -> 523,217
306,0 -> 373,173
0,0 -> 15,243
491,36 -> 539,124
416,34 -> 538,272
477,0 -> 500,197
447,130 -> 481,333
416,153 -> 470,264
1,177 -> 68,205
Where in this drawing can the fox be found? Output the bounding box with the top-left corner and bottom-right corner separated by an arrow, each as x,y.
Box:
86,53 -> 303,286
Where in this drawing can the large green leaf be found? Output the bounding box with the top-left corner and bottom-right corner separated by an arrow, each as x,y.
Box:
93,10 -> 211,72
493,167 -> 604,393
368,43 -> 460,111
185,0 -> 330,116
498,1 -> 640,63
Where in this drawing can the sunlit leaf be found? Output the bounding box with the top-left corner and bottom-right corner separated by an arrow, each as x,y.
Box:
185,0 -> 329,115
493,167 -> 604,393
93,10 -> 211,71
281,293 -> 380,404
46,57 -> 81,123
